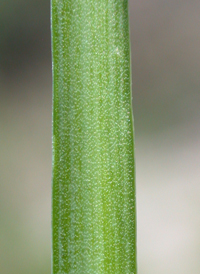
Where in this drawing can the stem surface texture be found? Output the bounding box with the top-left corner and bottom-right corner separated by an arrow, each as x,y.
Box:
52,1 -> 136,273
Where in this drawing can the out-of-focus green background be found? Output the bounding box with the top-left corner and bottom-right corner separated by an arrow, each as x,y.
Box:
0,1 -> 200,273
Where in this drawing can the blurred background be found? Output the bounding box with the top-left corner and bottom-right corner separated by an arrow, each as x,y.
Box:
0,0 -> 200,273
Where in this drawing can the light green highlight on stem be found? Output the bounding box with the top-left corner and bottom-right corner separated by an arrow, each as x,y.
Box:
52,0 -> 136,273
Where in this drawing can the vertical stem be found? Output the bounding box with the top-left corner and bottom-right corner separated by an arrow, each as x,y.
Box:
52,0 -> 136,273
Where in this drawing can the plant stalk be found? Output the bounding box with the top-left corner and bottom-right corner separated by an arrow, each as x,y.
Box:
52,0 -> 136,273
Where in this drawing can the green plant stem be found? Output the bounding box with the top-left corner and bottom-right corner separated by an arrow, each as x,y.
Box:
52,0 -> 136,273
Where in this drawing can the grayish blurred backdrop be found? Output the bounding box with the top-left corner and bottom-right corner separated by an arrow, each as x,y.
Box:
1,1 -> 200,273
